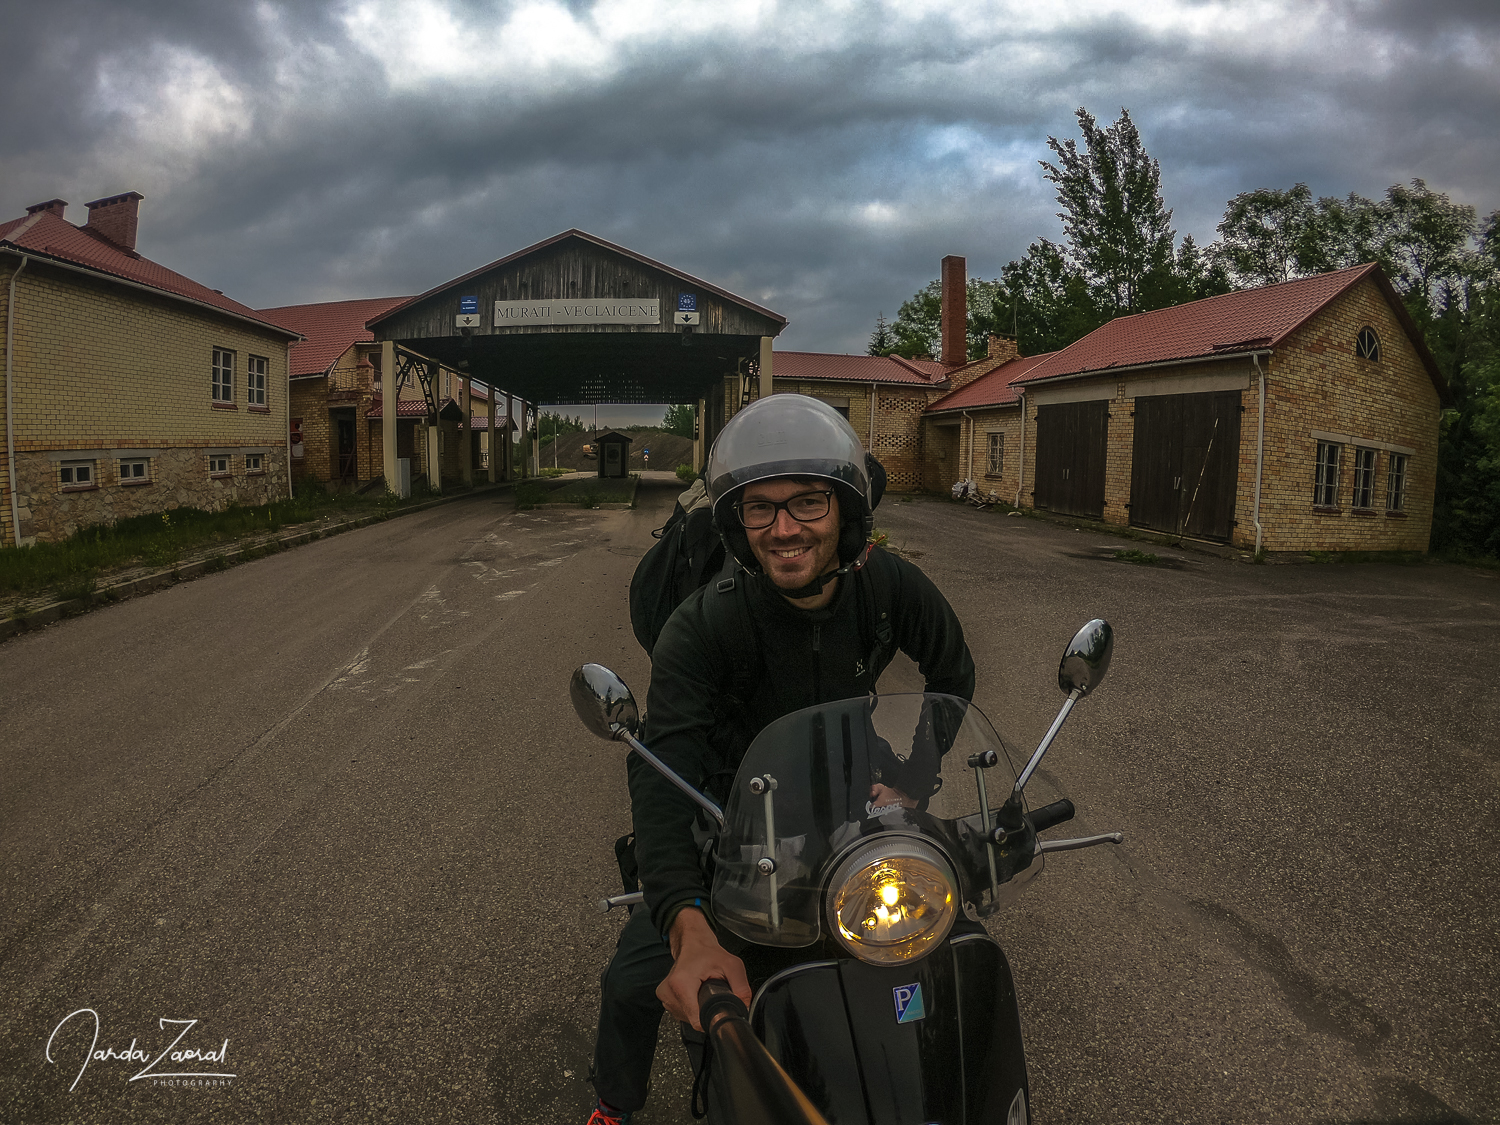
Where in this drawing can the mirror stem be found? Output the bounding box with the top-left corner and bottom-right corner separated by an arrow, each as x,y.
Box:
618,727 -> 727,829
1013,689 -> 1081,795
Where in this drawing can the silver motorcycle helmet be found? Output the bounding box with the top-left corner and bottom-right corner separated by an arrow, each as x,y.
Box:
706,394 -> 875,586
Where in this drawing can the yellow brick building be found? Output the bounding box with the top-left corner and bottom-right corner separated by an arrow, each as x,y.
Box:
0,194 -> 302,546
1000,264 -> 1449,554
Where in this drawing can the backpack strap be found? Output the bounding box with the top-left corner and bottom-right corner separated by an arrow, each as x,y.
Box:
702,558 -> 762,705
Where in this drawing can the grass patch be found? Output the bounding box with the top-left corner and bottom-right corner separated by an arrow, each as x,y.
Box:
0,488 -> 399,601
548,478 -> 635,507
1307,549 -> 1339,564
539,466 -> 570,478
676,464 -> 699,484
1114,548 -> 1160,565
1435,548 -> 1500,571
513,481 -> 551,510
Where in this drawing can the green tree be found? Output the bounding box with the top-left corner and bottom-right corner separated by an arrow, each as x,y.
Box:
662,403 -> 696,438
534,411 -> 583,447
1000,240 -> 1107,356
1039,106 -> 1181,317
890,280 -> 941,358
1211,183 -> 1325,287
867,312 -> 896,356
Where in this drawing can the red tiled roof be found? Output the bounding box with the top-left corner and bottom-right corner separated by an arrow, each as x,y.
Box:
1013,264 -> 1444,398
257,296 -> 411,376
927,352 -> 1058,413
773,351 -> 952,386
366,396 -> 450,419
0,208 -> 301,339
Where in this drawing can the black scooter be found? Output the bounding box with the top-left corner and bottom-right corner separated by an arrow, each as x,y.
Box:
571,620 -> 1120,1125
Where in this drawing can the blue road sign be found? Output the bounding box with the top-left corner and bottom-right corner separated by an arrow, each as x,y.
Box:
678,293 -> 697,312
460,295 -> 479,314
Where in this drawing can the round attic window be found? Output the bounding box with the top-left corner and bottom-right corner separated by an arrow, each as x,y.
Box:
1356,326 -> 1381,362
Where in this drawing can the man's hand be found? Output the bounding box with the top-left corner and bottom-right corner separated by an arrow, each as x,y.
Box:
656,908 -> 751,1031
869,782 -> 917,810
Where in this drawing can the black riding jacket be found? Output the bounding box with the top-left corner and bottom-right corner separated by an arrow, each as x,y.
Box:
631,546 -> 975,937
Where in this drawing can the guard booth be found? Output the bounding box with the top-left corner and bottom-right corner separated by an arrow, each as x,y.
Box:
595,432 -> 633,478
364,229 -> 787,497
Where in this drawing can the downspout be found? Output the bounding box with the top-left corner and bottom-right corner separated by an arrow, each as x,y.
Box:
1015,391 -> 1026,508
963,410 -> 974,482
6,255 -> 28,547
1252,353 -> 1267,555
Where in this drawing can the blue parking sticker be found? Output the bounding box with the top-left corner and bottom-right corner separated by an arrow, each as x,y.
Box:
893,983 -> 926,1024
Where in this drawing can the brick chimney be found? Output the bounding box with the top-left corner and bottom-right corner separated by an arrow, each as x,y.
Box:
25,199 -> 68,219
83,191 -> 144,252
987,334 -> 1020,363
940,254 -> 966,366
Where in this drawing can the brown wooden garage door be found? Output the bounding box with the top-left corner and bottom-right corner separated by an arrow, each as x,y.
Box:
1034,400 -> 1109,519
1129,391 -> 1242,541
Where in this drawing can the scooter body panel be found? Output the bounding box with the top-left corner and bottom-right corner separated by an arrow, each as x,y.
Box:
748,932 -> 1028,1124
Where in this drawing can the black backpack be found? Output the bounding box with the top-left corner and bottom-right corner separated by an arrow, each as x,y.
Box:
628,479 -> 725,656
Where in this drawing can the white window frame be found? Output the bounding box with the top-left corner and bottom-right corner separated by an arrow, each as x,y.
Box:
119,457 -> 151,484
245,452 -> 264,474
986,432 -> 1004,478
208,454 -> 231,476
1386,453 -> 1408,512
247,355 -> 267,406
59,460 -> 95,488
1356,326 -> 1381,362
1351,447 -> 1378,510
213,348 -> 235,403
1314,441 -> 1341,507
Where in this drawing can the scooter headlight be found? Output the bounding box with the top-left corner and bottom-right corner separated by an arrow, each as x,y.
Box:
826,838 -> 958,965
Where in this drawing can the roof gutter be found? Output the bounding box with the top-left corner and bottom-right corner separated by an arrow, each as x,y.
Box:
0,245 -> 303,343
5,255 -> 26,546
1017,347 -> 1272,389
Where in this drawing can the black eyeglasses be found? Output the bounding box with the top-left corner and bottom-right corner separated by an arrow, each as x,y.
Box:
735,489 -> 835,529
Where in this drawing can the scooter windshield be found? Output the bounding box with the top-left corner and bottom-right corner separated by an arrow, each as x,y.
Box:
712,693 -> 1037,948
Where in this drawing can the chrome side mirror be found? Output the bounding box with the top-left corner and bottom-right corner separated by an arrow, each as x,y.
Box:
571,664 -> 639,740
1058,619 -> 1112,698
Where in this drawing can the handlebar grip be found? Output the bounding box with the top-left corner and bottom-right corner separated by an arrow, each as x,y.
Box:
1028,798 -> 1076,833
698,978 -> 748,1031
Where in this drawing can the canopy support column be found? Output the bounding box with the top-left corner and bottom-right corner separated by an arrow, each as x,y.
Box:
460,375 -> 473,485
381,340 -> 403,497
759,336 -> 774,401
486,385 -> 497,483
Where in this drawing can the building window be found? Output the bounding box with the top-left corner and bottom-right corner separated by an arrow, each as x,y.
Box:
1351,448 -> 1378,510
1387,453 -> 1408,512
247,355 -> 267,406
208,454 -> 230,476
1356,327 -> 1381,362
119,458 -> 150,484
59,460 -> 95,488
987,432 -> 1004,477
245,453 -> 264,474
1314,441 -> 1341,507
213,348 -> 235,402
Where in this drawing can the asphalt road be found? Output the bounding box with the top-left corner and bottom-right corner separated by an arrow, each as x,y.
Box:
1,482 -> 1495,1124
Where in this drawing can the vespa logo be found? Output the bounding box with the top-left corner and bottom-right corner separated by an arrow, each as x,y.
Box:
892,983 -> 926,1024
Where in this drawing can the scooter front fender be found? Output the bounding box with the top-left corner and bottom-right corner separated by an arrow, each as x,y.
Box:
747,931 -> 1028,1125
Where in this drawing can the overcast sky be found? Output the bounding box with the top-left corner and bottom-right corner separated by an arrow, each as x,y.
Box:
5,0 -> 1498,376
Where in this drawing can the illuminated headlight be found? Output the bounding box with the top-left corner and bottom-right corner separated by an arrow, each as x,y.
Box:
826,838 -> 958,965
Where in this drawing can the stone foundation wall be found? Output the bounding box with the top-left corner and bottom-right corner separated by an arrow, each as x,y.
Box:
14,445 -> 289,543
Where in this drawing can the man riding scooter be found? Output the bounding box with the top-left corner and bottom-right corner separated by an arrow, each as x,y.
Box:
587,395 -> 977,1125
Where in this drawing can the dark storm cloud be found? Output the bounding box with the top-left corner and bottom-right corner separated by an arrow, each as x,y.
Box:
3,0 -> 1497,354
